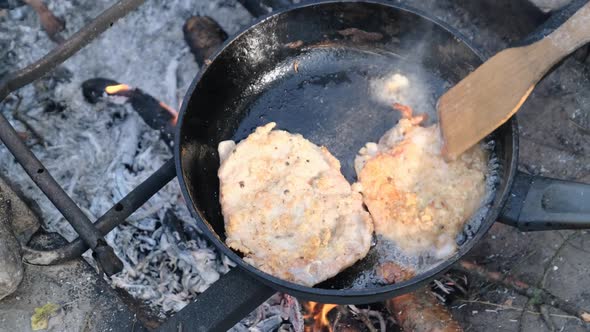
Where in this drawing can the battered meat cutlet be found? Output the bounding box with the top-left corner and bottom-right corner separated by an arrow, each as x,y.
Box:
355,104 -> 487,259
218,122 -> 374,286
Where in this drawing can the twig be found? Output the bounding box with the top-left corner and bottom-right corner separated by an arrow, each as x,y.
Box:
434,279 -> 451,294
457,300 -> 580,321
539,305 -> 557,332
366,310 -> 386,332
518,299 -> 532,332
9,95 -> 46,146
12,111 -> 46,146
442,274 -> 467,295
357,312 -> 378,332
433,292 -> 447,302
456,260 -> 590,323
23,0 -> 65,43
348,305 -> 377,332
332,309 -> 342,332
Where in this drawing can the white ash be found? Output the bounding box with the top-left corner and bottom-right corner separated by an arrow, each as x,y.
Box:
230,293 -> 304,332
0,0 -> 302,326
109,223 -> 235,313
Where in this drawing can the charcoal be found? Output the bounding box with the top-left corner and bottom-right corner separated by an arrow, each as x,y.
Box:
82,78 -> 175,145
128,89 -> 175,144
183,16 -> 227,66
81,78 -> 125,104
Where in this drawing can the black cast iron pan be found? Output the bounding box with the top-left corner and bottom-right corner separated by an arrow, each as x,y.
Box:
175,0 -> 590,304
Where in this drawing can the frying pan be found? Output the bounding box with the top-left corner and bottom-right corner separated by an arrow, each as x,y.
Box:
175,0 -> 590,304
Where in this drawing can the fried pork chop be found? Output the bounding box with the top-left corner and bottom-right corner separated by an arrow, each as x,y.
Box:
355,105 -> 487,259
218,123 -> 374,286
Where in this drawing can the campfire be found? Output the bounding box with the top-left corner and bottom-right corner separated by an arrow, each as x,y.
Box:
102,82 -> 179,127
1,1 -> 590,332
81,78 -> 179,145
303,302 -> 338,332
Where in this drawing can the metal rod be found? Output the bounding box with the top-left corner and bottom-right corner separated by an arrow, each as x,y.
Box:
0,114 -> 103,247
158,268 -> 275,332
0,112 -> 123,275
23,158 -> 176,265
0,0 -> 146,102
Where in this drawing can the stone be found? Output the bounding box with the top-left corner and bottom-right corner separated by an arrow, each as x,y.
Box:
0,233 -> 144,332
0,197 -> 23,301
0,176 -> 41,244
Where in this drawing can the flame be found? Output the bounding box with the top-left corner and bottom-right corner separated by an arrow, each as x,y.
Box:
303,302 -> 338,332
105,84 -> 131,94
104,83 -> 178,126
158,101 -> 179,126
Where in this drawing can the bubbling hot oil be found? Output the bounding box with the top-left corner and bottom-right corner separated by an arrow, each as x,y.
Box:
348,139 -> 500,289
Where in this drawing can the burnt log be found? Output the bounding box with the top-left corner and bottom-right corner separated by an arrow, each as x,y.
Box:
183,16 -> 228,67
81,78 -> 176,146
379,262 -> 463,332
386,289 -> 463,332
23,0 -> 65,43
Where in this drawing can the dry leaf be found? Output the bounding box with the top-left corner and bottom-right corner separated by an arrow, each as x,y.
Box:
581,312 -> 590,322
31,303 -> 60,331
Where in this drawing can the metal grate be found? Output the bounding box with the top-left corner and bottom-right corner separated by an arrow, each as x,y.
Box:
0,0 -> 147,275
0,0 -> 276,329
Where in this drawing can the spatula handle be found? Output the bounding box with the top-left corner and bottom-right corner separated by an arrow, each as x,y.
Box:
544,1 -> 590,56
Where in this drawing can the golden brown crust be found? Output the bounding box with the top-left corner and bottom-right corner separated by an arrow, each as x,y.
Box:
218,123 -> 374,286
356,109 -> 487,259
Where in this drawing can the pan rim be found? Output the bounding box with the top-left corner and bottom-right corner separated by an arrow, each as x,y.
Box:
174,0 -> 519,302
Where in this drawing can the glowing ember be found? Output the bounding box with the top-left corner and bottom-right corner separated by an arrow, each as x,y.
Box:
158,101 -> 179,126
303,302 -> 339,332
105,84 -> 131,94
103,83 -> 178,126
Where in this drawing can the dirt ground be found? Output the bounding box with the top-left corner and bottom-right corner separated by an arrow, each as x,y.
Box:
407,1 -> 590,331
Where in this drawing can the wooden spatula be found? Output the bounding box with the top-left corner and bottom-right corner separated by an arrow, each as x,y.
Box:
438,2 -> 590,160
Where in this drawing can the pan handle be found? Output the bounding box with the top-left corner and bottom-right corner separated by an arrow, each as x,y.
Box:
499,171 -> 590,230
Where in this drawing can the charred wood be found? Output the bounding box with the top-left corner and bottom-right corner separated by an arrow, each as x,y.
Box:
23,0 -> 65,43
8,95 -> 46,146
380,262 -> 463,332
81,78 -> 175,146
183,16 -> 227,67
163,209 -> 188,242
386,289 -> 463,332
